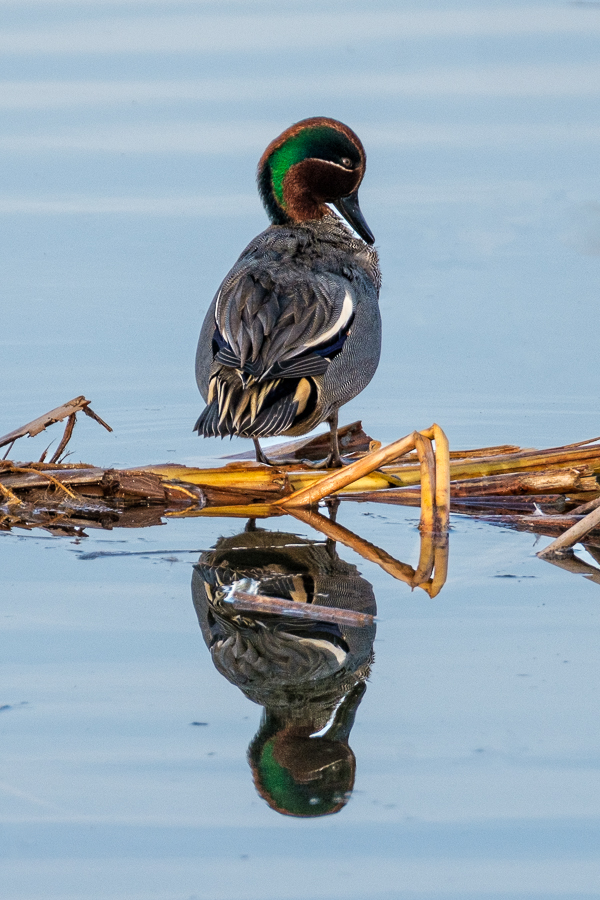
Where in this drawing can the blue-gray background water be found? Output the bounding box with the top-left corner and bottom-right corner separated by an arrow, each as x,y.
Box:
1,1 -> 600,897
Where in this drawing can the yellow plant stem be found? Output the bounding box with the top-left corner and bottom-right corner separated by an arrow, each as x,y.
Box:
420,424 -> 451,532
0,482 -> 21,506
286,470 -> 395,493
384,446 -> 600,485
275,432 -> 419,509
7,466 -> 78,500
414,432 -> 436,532
140,463 -> 288,492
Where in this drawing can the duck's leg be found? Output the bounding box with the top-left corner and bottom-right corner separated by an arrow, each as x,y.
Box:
253,437 -> 272,466
325,496 -> 340,522
324,497 -> 341,560
323,411 -> 343,468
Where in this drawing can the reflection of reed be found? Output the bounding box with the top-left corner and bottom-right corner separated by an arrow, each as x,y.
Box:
191,524 -> 376,817
288,507 -> 449,597
225,587 -> 375,628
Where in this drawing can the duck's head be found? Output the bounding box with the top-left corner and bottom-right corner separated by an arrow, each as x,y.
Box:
257,116 -> 375,244
248,683 -> 367,818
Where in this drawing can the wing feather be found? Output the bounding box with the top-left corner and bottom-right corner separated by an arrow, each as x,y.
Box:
213,264 -> 353,376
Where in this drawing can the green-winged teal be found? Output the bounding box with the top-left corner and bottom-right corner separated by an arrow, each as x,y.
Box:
192,523 -> 376,816
194,117 -> 381,467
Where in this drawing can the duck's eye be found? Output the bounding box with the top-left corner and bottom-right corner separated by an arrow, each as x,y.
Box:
340,157 -> 353,168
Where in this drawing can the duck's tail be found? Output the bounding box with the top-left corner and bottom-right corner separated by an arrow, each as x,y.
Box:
194,370 -> 318,439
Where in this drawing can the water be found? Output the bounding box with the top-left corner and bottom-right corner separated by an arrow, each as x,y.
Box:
2,1 -> 600,896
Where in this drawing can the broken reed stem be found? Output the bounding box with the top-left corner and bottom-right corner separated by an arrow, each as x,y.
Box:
49,413 -> 77,464
568,495 -> 600,517
0,396 -> 112,450
450,467 -> 593,497
81,405 -> 113,433
0,482 -> 21,506
414,433 -> 436,532
420,424 -> 451,532
227,589 -> 374,628
276,423 -> 450,536
37,441 -> 53,464
2,440 -> 15,461
537,504 -> 600,558
7,466 -> 78,500
541,435 -> 600,452
275,431 -> 418,509
385,445 -> 600,484
434,425 -> 451,532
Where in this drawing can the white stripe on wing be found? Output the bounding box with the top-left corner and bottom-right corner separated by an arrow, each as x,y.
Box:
303,290 -> 354,349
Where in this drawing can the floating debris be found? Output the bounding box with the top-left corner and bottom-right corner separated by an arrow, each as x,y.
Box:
2,399 -> 600,568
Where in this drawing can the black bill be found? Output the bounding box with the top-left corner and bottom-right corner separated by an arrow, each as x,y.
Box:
333,190 -> 375,245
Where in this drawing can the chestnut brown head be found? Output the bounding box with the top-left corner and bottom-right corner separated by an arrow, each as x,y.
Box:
257,117 -> 374,244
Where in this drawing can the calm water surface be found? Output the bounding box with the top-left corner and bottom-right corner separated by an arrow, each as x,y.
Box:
1,1 -> 600,897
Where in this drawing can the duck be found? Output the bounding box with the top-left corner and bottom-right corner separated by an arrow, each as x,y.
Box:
191,522 -> 376,816
194,116 -> 381,467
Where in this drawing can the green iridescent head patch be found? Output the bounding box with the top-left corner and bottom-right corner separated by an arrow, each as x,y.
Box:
267,126 -> 360,209
257,737 -> 346,817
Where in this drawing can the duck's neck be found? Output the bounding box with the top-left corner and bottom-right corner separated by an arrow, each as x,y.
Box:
258,159 -> 329,226
257,159 -> 290,225
258,126 -> 341,226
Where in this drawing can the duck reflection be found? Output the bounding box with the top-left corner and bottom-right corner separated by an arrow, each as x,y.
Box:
191,521 -> 376,817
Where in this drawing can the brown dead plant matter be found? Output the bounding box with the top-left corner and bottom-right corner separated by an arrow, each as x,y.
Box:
3,397 -> 600,568
0,396 -> 112,463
